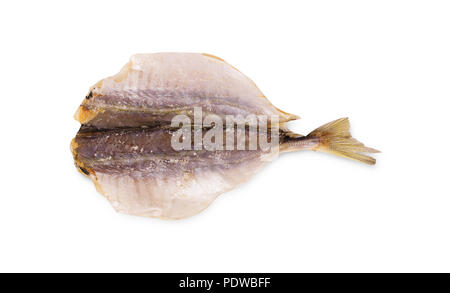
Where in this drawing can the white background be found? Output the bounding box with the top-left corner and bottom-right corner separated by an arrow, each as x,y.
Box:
0,0 -> 449,273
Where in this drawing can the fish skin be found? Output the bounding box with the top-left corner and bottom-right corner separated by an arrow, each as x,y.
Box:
75,53 -> 299,128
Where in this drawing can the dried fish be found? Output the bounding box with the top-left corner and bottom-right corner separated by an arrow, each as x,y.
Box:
71,53 -> 378,219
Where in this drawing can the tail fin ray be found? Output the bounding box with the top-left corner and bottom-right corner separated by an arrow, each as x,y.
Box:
307,118 -> 379,165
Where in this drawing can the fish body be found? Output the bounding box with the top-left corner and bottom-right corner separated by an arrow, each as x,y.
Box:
71,53 -> 378,219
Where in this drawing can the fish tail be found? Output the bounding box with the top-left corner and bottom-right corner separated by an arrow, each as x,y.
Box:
306,117 -> 379,165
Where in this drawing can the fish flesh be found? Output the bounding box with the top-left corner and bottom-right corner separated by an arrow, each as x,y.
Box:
74,53 -> 298,128
71,53 -> 378,219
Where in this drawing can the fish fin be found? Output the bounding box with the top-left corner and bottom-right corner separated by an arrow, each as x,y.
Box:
307,118 -> 380,165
